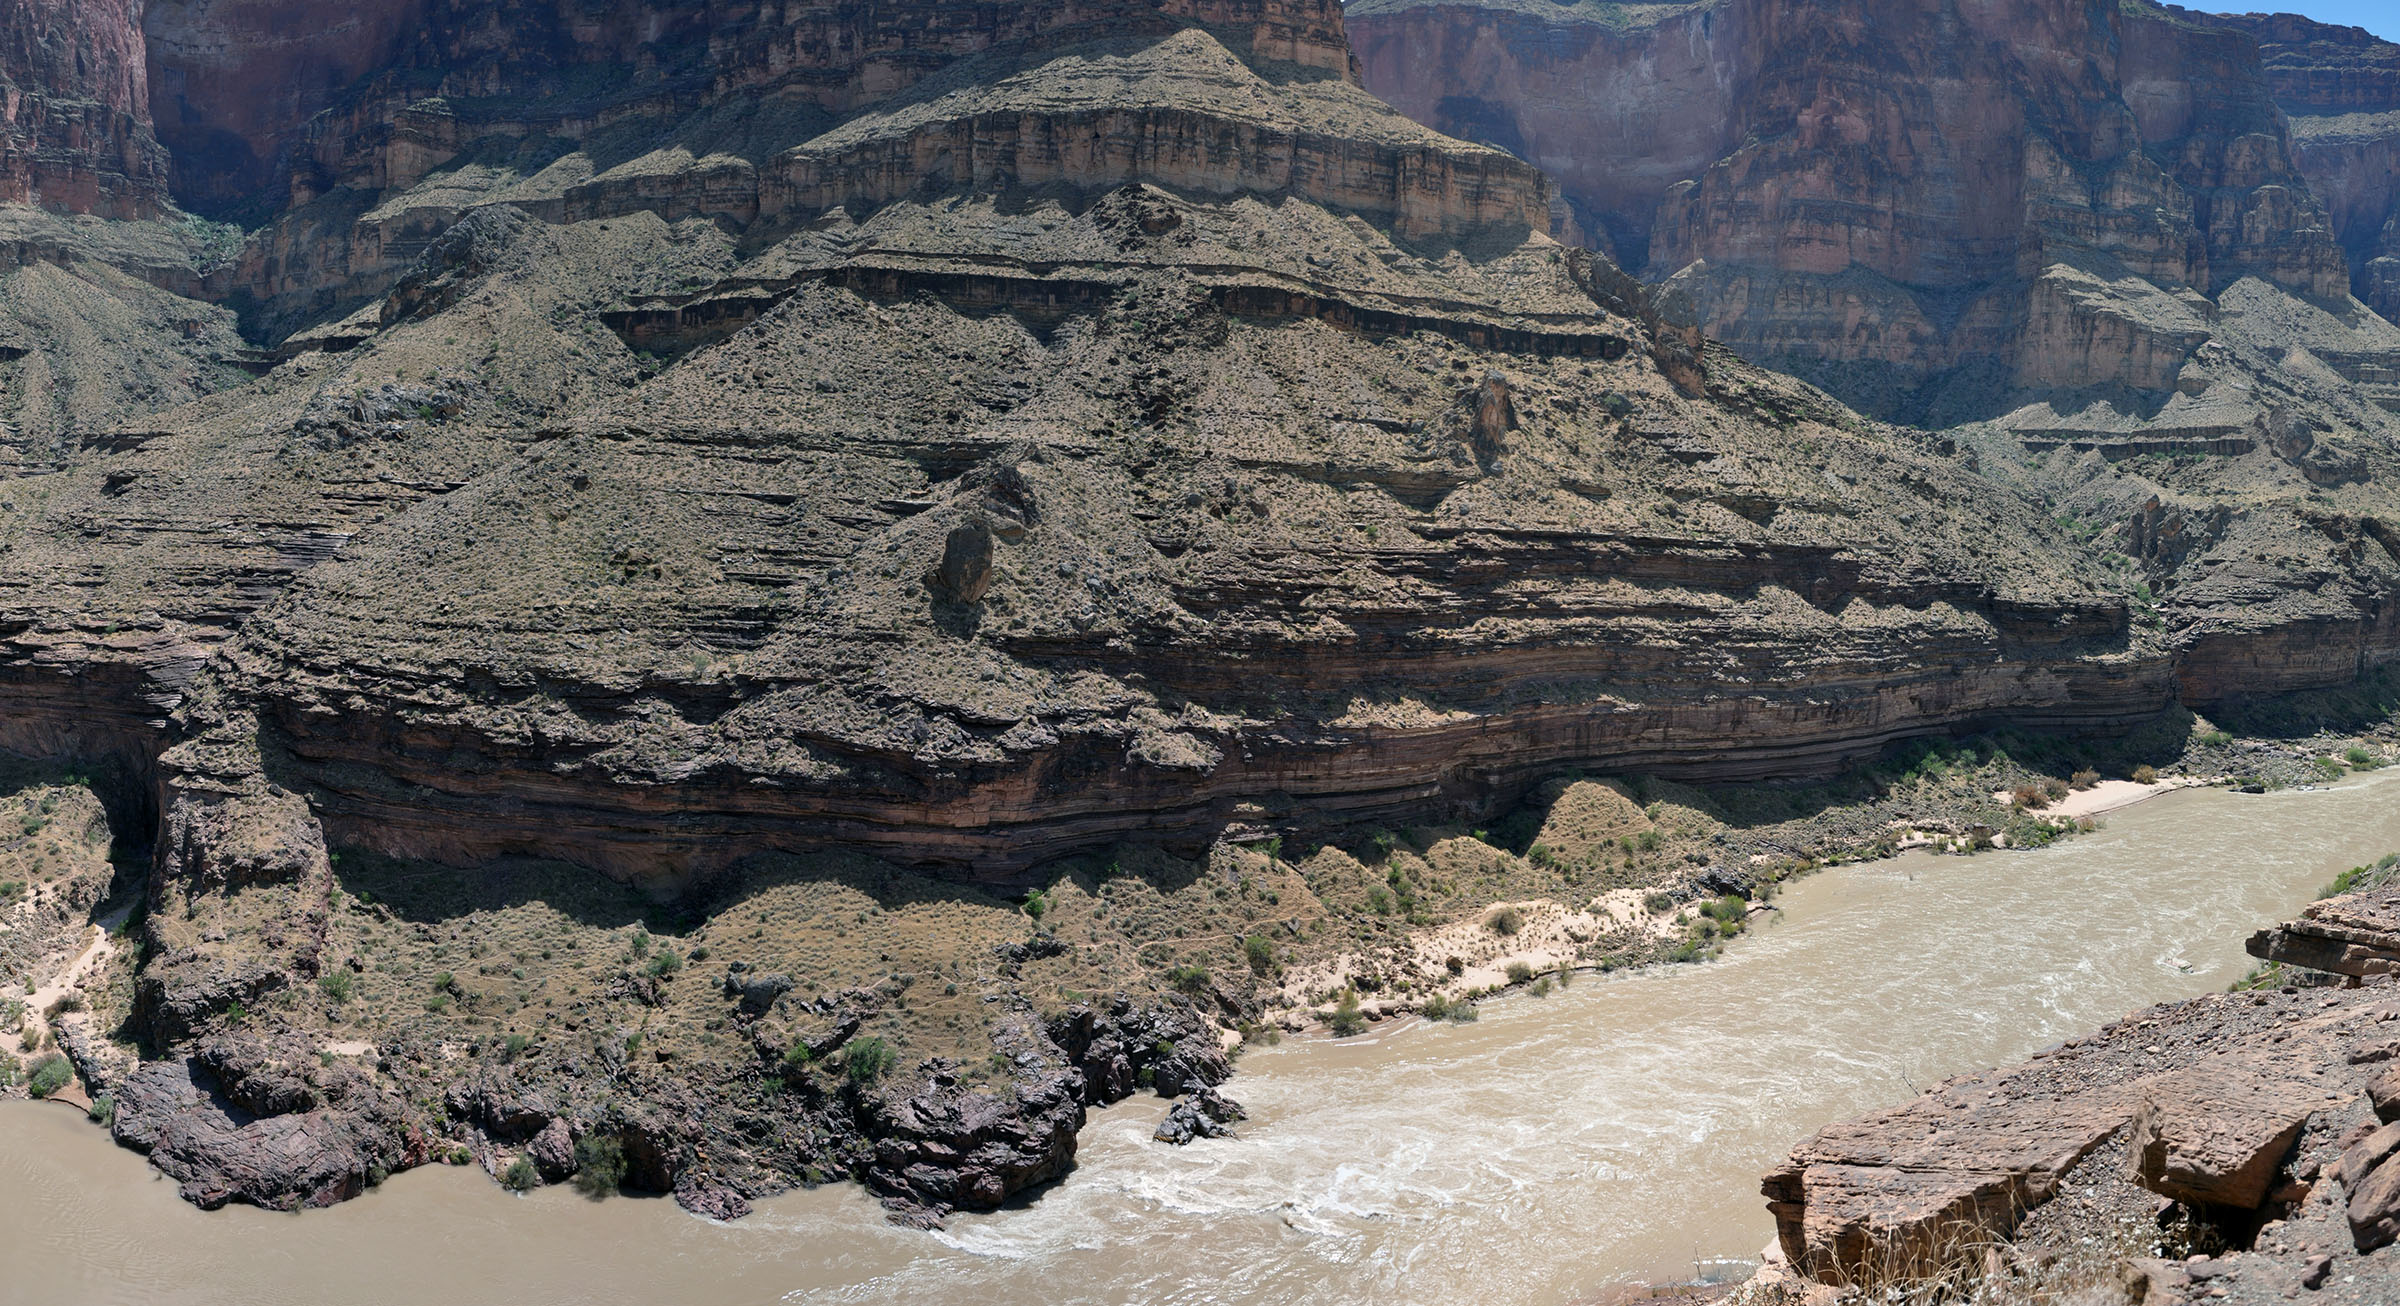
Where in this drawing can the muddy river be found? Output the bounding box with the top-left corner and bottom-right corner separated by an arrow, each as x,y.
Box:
7,775 -> 2396,1305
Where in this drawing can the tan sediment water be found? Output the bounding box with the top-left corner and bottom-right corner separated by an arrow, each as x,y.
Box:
7,773 -> 2399,1306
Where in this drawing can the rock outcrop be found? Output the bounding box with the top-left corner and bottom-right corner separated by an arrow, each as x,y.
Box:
1768,888 -> 2400,1296
2249,889 -> 2400,979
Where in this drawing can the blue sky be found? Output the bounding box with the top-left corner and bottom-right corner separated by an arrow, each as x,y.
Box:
2221,2 -> 2399,42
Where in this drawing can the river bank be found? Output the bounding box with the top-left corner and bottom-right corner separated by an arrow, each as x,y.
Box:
11,770 -> 2400,1304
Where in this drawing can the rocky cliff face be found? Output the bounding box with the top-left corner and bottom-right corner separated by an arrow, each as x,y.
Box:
1350,0 -> 2361,411
2211,11 -> 2400,323
0,0 -> 169,219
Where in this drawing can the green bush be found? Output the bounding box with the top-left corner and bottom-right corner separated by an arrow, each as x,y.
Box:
86,1095 -> 113,1126
502,1157 -> 540,1191
1023,889 -> 1049,921
502,1033 -> 531,1061
843,1035 -> 896,1084
318,971 -> 354,1002
2131,764 -> 2159,784
2349,747 -> 2383,770
644,949 -> 682,978
1419,993 -> 1479,1024
26,1053 -> 71,1098
1503,961 -> 1535,985
572,1135 -> 627,1197
1643,891 -> 1674,913
2198,729 -> 2233,748
1486,907 -> 1524,936
1167,964 -> 1210,994
1242,934 -> 1276,974
2069,769 -> 2100,790
1326,991 -> 1367,1037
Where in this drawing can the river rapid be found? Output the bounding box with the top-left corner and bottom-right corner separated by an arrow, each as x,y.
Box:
8,774 -> 2399,1306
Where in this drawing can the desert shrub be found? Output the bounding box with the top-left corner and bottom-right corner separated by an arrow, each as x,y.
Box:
1326,990 -> 1367,1037
1167,964 -> 1210,994
843,1035 -> 896,1084
2349,747 -> 2382,770
2316,757 -> 2348,781
2010,784 -> 2047,810
45,992 -> 83,1018
1365,885 -> 1394,915
1444,955 -> 1464,976
2041,777 -> 2069,800
1635,829 -> 1663,853
1022,889 -> 1049,921
2132,764 -> 2158,784
502,1033 -> 531,1061
2198,729 -> 2233,748
1242,934 -> 1276,974
86,1095 -> 113,1125
2069,769 -> 2099,790
1644,891 -> 1674,913
1503,961 -> 1535,984
502,1157 -> 539,1191
644,949 -> 681,978
572,1135 -> 626,1196
26,1053 -> 71,1098
1486,907 -> 1524,936
318,971 -> 354,1002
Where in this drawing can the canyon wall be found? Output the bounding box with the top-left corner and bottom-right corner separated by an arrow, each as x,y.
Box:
2212,10 -> 2400,323
1350,0 -> 2364,410
0,0 -> 169,218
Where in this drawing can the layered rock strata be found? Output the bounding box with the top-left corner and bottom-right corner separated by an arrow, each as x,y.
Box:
2212,12 -> 2400,322
0,0 -> 169,219
1349,0 -> 2361,410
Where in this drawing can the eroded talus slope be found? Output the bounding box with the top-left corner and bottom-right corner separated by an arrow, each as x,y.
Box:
225,186 -> 2155,885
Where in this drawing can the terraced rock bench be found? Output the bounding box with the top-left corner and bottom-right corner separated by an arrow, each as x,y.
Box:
2247,889 -> 2400,979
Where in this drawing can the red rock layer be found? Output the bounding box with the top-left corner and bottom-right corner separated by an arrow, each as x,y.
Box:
0,0 -> 170,218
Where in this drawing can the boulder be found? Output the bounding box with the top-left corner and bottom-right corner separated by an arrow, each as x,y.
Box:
1153,1086 -> 1247,1145
527,1118 -> 577,1182
2349,1146 -> 2400,1252
2125,1062 -> 2321,1208
2371,1064 -> 2400,1125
